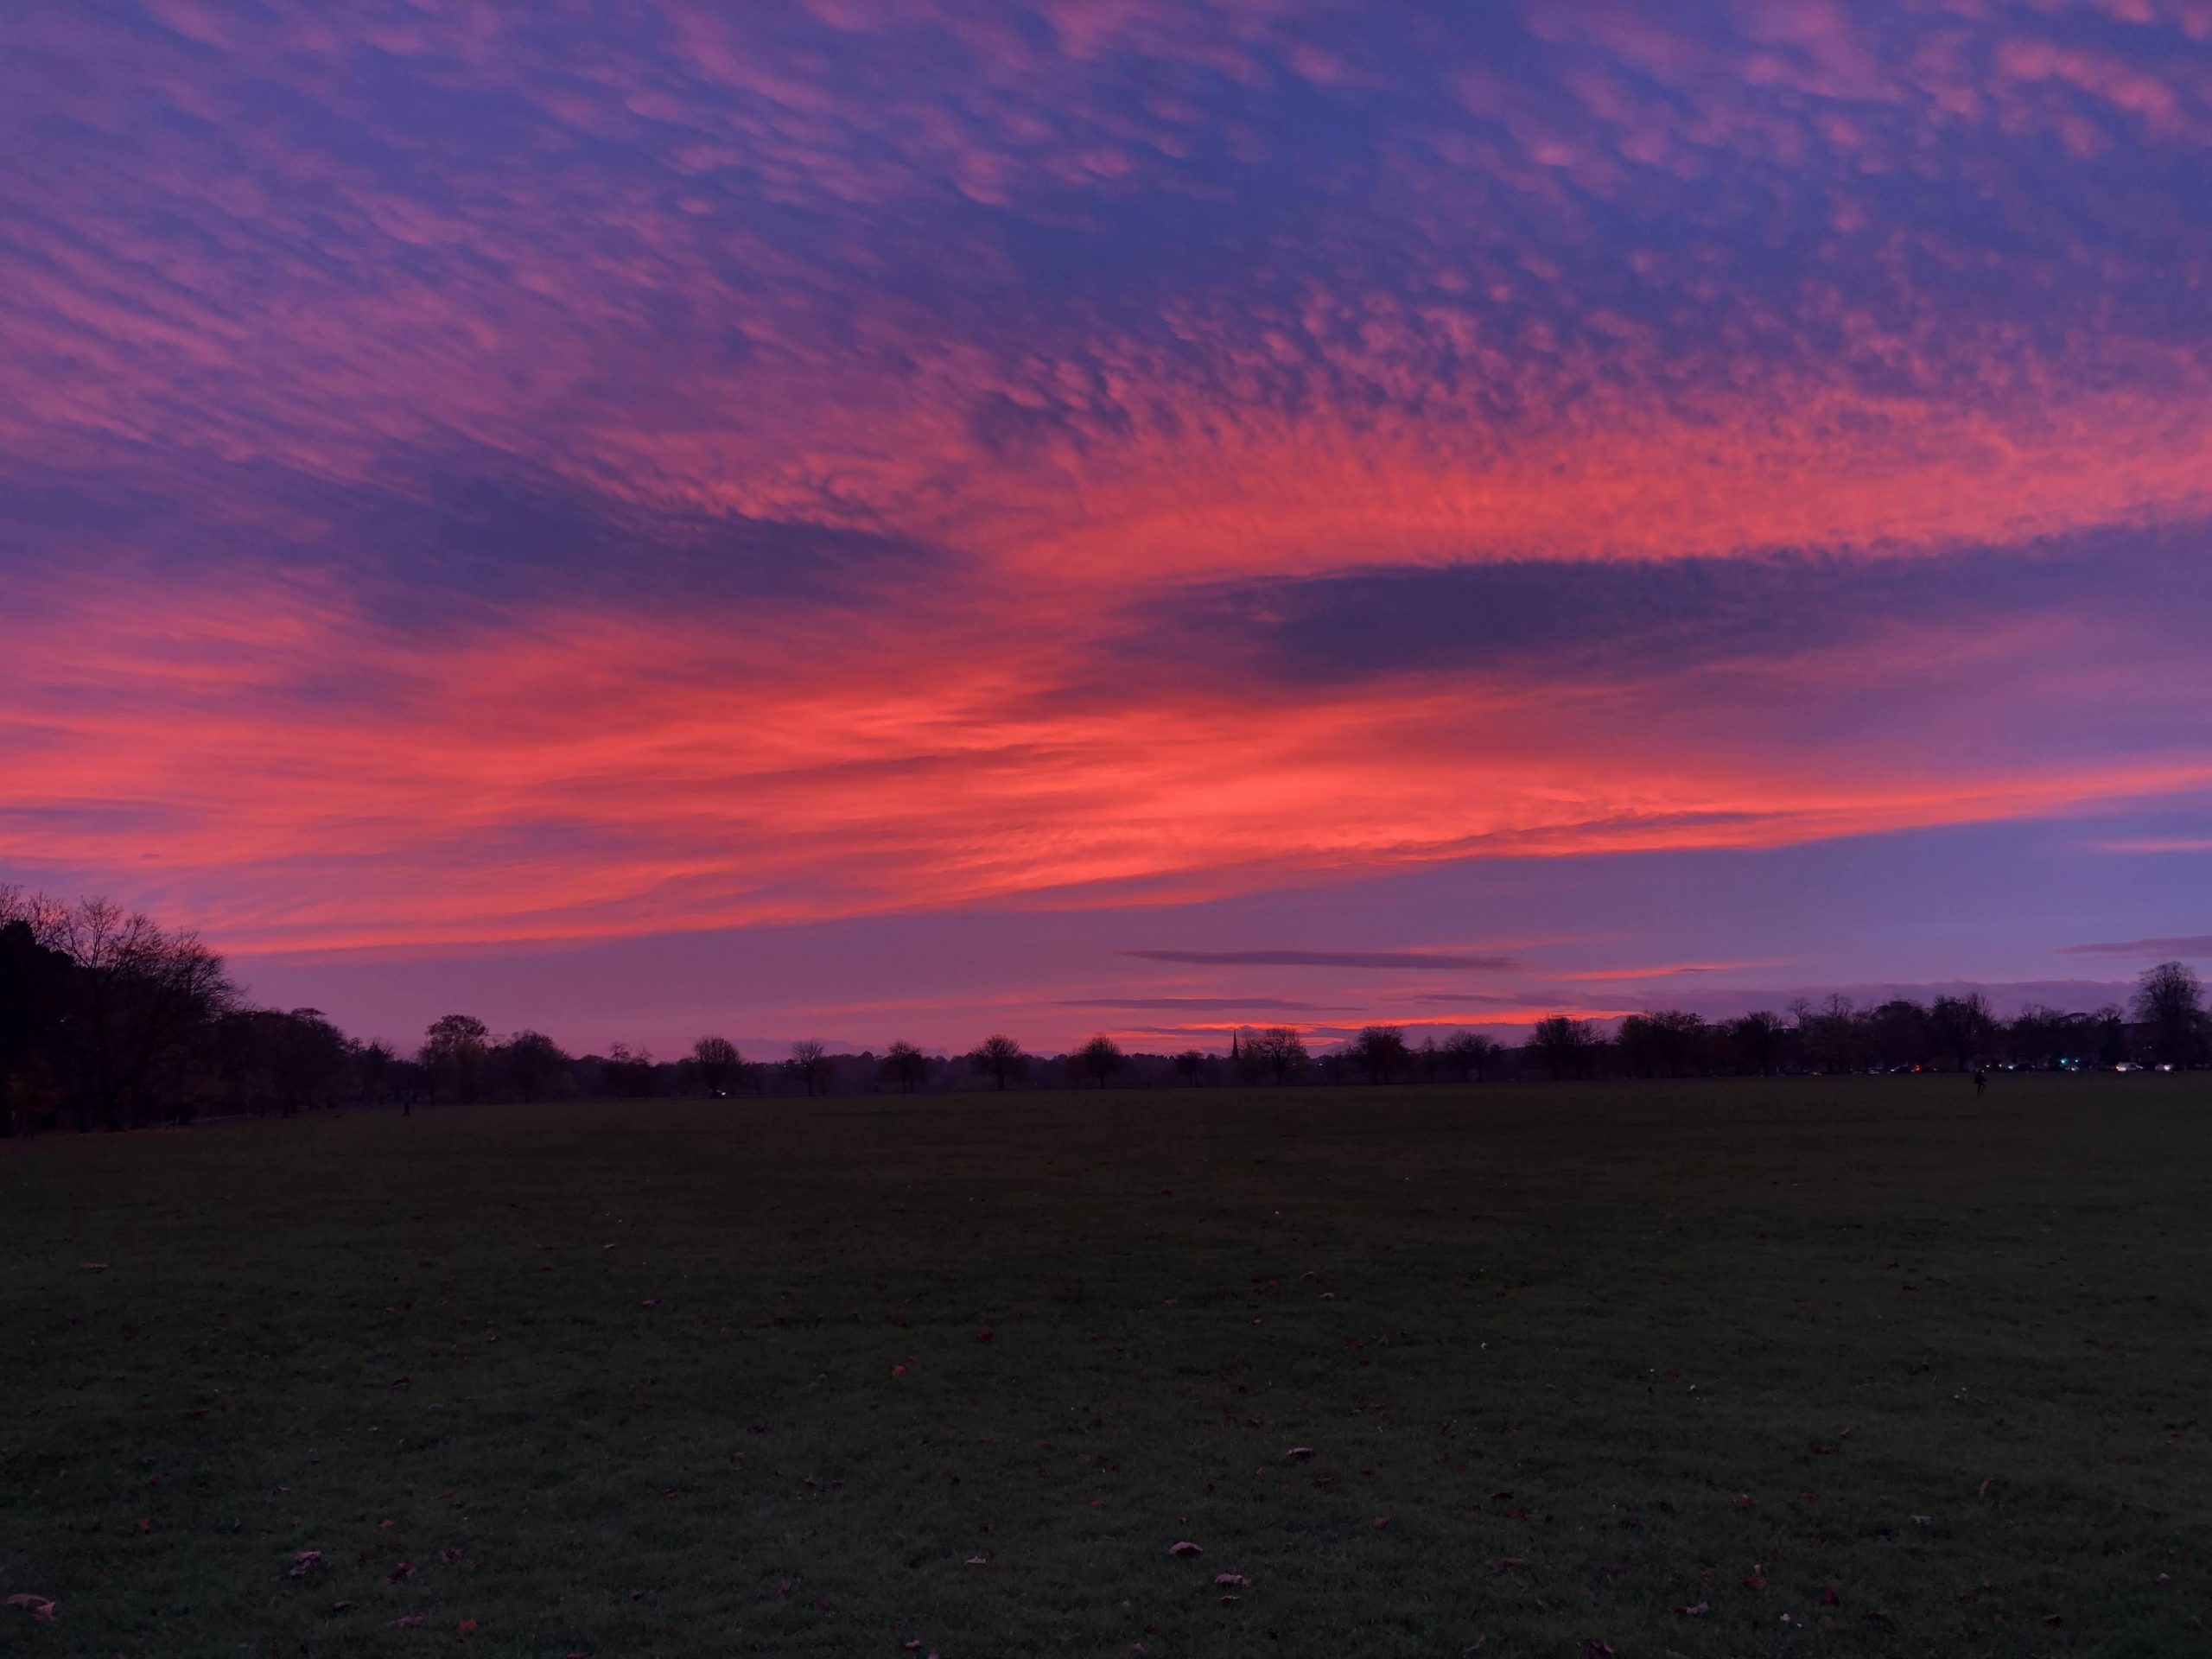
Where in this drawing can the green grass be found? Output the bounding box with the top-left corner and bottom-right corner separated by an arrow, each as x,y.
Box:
4,1077 -> 2209,1657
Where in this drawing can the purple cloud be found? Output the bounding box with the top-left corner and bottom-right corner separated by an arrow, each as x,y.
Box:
1121,949 -> 1521,970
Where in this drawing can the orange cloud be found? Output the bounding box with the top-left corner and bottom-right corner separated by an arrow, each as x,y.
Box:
4,571 -> 2206,956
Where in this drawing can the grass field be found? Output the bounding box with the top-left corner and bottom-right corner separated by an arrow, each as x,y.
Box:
4,1077 -> 2209,1657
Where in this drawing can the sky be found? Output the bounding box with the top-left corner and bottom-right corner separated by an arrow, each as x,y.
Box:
3,0 -> 2209,1057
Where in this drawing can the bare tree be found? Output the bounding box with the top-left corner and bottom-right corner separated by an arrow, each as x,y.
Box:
789,1039 -> 830,1096
1350,1024 -> 1412,1084
1172,1049 -> 1208,1085
1443,1031 -> 1501,1081
882,1039 -> 928,1093
1929,993 -> 1998,1072
54,898 -> 236,1128
690,1035 -> 741,1095
2133,961 -> 2207,1066
1528,1015 -> 1597,1079
1248,1026 -> 1310,1084
969,1033 -> 1026,1091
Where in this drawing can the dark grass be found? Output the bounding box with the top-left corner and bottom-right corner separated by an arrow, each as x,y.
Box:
4,1077 -> 2209,1657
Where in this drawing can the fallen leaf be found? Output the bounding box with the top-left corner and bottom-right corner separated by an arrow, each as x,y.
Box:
387,1561 -> 416,1583
330,1600 -> 353,1612
965,1555 -> 988,1567
438,1548 -> 467,1566
80,1262 -> 109,1271
6,1596 -> 56,1623
1579,1643 -> 1616,1659
1284,1446 -> 1314,1461
1743,1567 -> 1767,1590
1911,1514 -> 1931,1526
1675,1601 -> 1709,1618
975,1330 -> 995,1343
393,1613 -> 424,1628
1213,1573 -> 1249,1588
1731,1493 -> 1758,1509
1820,1586 -> 1840,1607
1487,1558 -> 1528,1573
1372,1516 -> 1390,1529
1168,1541 -> 1202,1558
459,1618 -> 479,1634
289,1549 -> 324,1577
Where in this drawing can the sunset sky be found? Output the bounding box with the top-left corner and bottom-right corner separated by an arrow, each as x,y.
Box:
3,1 -> 2209,1056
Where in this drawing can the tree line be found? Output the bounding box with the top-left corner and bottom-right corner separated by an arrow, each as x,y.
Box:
3,887 -> 2204,1134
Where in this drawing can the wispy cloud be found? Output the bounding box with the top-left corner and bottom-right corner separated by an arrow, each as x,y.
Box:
1054,996 -> 1334,1012
2058,934 -> 2212,957
1120,949 -> 1522,971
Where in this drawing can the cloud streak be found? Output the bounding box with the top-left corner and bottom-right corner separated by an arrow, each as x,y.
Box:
2059,934 -> 2212,957
1120,949 -> 1522,971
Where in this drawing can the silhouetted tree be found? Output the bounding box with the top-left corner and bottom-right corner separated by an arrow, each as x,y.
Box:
1077,1034 -> 1124,1088
882,1039 -> 928,1093
1249,1026 -> 1310,1084
2133,961 -> 2206,1066
2092,1004 -> 2130,1068
1173,1049 -> 1208,1085
1443,1031 -> 1502,1080
1528,1015 -> 1597,1079
1730,1010 -> 1786,1075
50,897 -> 238,1128
1351,1024 -> 1412,1084
1866,999 -> 1932,1070
597,1041 -> 660,1098
1792,995 -> 1865,1073
690,1035 -> 741,1095
789,1039 -> 830,1096
1619,1009 -> 1707,1076
1929,993 -> 1997,1072
358,1039 -> 396,1103
970,1033 -> 1026,1091
420,1013 -> 491,1103
0,913 -> 73,1136
2005,1004 -> 2067,1070
496,1029 -> 571,1101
